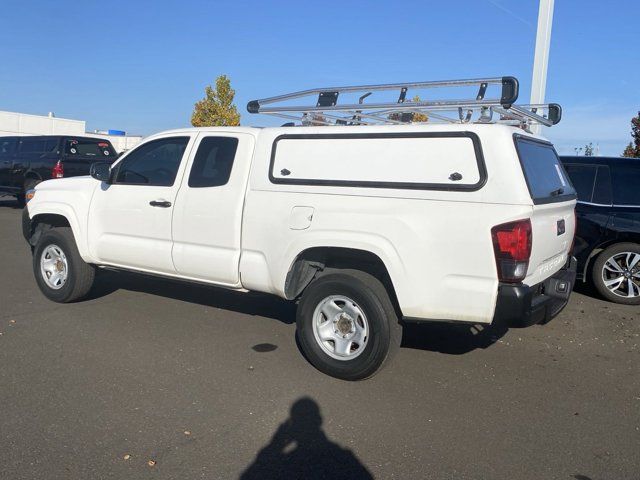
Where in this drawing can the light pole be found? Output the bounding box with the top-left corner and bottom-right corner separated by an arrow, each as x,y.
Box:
530,0 -> 555,135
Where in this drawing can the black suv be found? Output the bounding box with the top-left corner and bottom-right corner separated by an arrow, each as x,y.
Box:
0,135 -> 117,205
560,156 -> 640,304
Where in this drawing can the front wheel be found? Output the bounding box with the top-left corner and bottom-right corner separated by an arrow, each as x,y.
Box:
33,227 -> 95,303
296,269 -> 402,381
592,243 -> 640,305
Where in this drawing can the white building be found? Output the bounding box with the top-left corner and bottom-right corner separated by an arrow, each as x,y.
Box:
0,110 -> 142,152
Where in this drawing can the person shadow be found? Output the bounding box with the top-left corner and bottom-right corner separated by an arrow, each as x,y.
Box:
240,397 -> 373,480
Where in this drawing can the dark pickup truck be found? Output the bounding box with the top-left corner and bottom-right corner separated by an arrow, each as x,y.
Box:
0,135 -> 117,205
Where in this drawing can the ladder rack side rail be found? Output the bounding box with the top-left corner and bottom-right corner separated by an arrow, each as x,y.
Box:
253,99 -> 509,115
247,76 -> 519,113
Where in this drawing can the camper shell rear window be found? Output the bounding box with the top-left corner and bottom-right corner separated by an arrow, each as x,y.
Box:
65,138 -> 117,158
514,135 -> 576,204
269,132 -> 487,191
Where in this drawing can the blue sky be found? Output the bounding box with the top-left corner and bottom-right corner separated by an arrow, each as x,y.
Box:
0,0 -> 637,155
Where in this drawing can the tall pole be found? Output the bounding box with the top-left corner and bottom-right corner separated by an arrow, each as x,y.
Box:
530,0 -> 555,135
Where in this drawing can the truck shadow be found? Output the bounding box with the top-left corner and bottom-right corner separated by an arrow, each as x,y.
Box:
90,270 -> 507,354
401,319 -> 508,355
572,278 -> 605,302
89,270 -> 298,324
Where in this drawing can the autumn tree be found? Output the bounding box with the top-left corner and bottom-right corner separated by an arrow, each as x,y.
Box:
191,75 -> 240,127
388,95 -> 429,123
622,111 -> 640,158
411,95 -> 429,123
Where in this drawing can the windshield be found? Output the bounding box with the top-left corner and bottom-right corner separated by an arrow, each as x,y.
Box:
515,136 -> 576,203
65,138 -> 116,158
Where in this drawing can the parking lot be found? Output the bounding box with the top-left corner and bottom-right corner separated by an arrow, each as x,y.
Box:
0,198 -> 638,479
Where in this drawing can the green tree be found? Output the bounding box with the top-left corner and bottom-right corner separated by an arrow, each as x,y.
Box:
191,75 -> 241,127
622,111 -> 640,157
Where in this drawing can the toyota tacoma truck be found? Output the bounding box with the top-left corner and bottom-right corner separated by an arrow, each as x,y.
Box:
22,77 -> 577,380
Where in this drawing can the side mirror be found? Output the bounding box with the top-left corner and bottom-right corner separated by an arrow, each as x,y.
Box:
90,162 -> 112,183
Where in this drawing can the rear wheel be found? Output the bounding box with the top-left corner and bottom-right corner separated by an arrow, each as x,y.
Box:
296,269 -> 402,381
592,243 -> 640,305
33,227 -> 95,303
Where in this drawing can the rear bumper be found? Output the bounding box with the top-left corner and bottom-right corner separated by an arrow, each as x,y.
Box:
493,256 -> 577,327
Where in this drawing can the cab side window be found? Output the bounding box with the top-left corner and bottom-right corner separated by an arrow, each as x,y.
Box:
188,137 -> 238,188
19,139 -> 47,154
563,164 -> 597,202
114,137 -> 189,186
611,164 -> 640,206
0,138 -> 16,157
564,163 -> 613,205
591,165 -> 612,205
45,138 -> 59,153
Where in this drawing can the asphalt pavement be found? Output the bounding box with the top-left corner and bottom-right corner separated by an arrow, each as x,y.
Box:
0,197 -> 638,480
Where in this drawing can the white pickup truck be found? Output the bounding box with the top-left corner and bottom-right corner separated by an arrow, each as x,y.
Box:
22,78 -> 577,380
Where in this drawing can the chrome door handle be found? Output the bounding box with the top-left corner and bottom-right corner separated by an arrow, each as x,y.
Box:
149,200 -> 172,208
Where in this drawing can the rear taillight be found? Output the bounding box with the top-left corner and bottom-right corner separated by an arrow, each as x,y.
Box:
491,219 -> 532,283
52,160 -> 64,179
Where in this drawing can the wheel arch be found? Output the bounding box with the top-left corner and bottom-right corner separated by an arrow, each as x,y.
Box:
284,246 -> 403,315
26,204 -> 90,261
24,170 -> 43,183
583,234 -> 640,281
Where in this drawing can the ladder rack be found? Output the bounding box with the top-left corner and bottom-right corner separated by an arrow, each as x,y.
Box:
247,76 -> 561,130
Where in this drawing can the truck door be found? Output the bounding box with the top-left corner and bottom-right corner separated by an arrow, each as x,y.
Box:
88,134 -> 194,274
171,132 -> 254,286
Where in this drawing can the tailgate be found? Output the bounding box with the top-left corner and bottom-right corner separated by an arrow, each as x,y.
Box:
527,200 -> 576,285
513,134 -> 577,285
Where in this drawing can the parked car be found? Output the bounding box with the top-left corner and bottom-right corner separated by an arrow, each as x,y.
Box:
21,78 -> 577,380
0,135 -> 117,205
560,156 -> 640,304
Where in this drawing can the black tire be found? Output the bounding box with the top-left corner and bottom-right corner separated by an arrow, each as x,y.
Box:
17,178 -> 40,207
33,227 -> 95,303
592,242 -> 640,305
296,269 -> 402,381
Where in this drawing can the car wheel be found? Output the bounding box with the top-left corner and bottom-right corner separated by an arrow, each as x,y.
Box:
17,178 -> 40,207
33,227 -> 95,303
592,243 -> 640,305
296,269 -> 402,381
